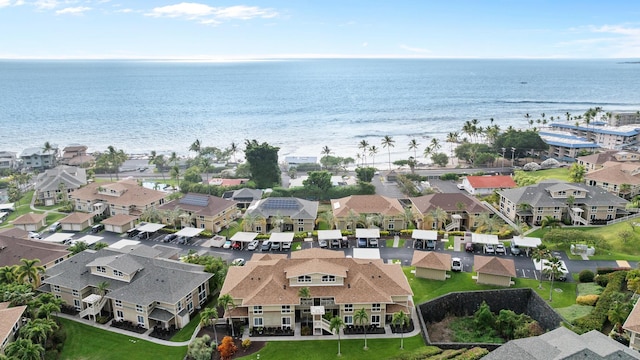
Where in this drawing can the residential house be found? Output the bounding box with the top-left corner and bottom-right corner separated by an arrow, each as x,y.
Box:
549,122 -> 640,150
486,326 -> 640,359
60,212 -> 94,232
498,180 -> 628,226
222,188 -> 263,209
474,256 -> 516,287
0,234 -> 71,269
70,179 -> 168,218
577,150 -> 640,172
410,193 -> 490,231
61,144 -> 94,167
330,195 -> 406,231
35,165 -> 87,206
101,214 -> 139,234
0,151 -> 17,171
20,146 -> 59,170
12,213 -> 47,232
538,130 -> 600,162
220,248 -> 413,335
0,227 -> 29,240
0,302 -> 27,354
411,251 -> 451,281
585,162 -> 640,199
461,175 -> 517,196
244,197 -> 318,233
158,193 -> 239,233
208,178 -> 249,187
41,245 -> 213,330
623,297 -> 640,352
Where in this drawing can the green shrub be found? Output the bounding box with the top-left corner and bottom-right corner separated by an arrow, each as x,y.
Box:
200,230 -> 213,238
389,346 -> 441,360
440,173 -> 461,180
573,271 -> 627,333
453,347 -> 490,360
595,274 -> 609,287
576,295 -> 599,306
579,269 -> 595,283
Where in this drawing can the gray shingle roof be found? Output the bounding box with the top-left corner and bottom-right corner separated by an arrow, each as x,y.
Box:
498,181 -> 627,208
246,197 -> 318,220
35,166 -> 87,192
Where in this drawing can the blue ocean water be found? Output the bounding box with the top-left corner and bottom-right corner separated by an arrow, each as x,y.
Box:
0,59 -> 638,161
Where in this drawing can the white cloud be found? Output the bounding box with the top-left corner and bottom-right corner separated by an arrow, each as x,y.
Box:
34,0 -> 58,9
564,24 -> 640,58
589,24 -> 640,36
399,44 -> 430,53
55,5 -> 90,15
115,8 -> 133,13
146,2 -> 278,25
0,0 -> 25,7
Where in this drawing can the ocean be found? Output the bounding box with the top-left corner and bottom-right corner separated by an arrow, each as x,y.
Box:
1,59 -> 639,163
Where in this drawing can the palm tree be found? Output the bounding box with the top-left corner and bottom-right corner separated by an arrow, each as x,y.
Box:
317,211 -> 336,230
0,265 -> 18,284
358,140 -> 369,167
403,206 -> 415,230
106,146 -> 127,180
229,142 -> 239,163
423,146 -> 432,164
21,318 -> 57,346
200,307 -> 219,345
199,156 -> 212,184
218,293 -> 236,338
189,139 -> 201,155
430,138 -> 441,153
345,209 -> 361,231
392,311 -> 410,349
369,145 -> 379,169
17,258 -> 45,289
354,308 -> 369,350
381,135 -> 395,171
96,280 -> 110,297
329,316 -> 345,356
243,213 -> 265,232
540,215 -> 561,229
321,146 -> 332,170
149,152 -> 167,181
608,298 -> 632,333
532,244 -> 549,289
4,338 -> 44,360
408,139 -> 419,161
429,207 -> 448,230
298,287 -> 311,326
543,256 -> 565,301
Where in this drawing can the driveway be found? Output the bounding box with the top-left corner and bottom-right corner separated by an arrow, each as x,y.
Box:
372,174 -> 405,199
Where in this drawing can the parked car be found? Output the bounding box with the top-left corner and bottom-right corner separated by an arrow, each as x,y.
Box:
247,239 -> 260,251
282,241 -> 292,250
91,224 -> 105,233
261,241 -> 271,251
331,239 -> 341,248
369,239 -> 378,247
465,242 -> 475,252
127,229 -> 140,238
271,242 -> 281,251
426,239 -> 436,251
163,233 -> 178,243
232,241 -> 241,250
28,231 -> 42,240
483,244 -> 495,254
357,238 -> 367,248
49,222 -> 61,233
510,243 -> 521,255
495,243 -> 506,255
223,240 -> 232,249
318,239 -> 328,248
231,258 -> 246,266
451,257 -> 462,272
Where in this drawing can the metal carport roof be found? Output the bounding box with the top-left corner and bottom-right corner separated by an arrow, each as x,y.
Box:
471,233 -> 499,245
175,227 -> 204,238
268,232 -> 295,242
411,230 -> 438,240
317,230 -> 342,241
230,232 -> 259,242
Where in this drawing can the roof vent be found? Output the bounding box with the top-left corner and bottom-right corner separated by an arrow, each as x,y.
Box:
347,284 -> 351,289
283,285 -> 286,290
251,277 -> 254,280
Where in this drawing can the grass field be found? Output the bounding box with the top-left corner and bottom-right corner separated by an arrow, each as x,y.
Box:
237,335 -> 428,360
0,191 -> 43,229
516,168 -> 572,183
58,318 -> 187,360
577,283 -> 604,296
556,304 -> 594,322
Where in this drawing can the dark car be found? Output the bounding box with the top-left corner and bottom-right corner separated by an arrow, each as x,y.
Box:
91,224 -> 105,233
331,239 -> 341,248
127,229 -> 140,238
357,238 -> 367,248
465,242 -> 475,252
163,234 -> 178,242
426,239 -> 436,251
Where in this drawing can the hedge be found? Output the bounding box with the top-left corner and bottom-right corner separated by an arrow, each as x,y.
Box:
453,347 -> 490,360
576,295 -> 599,306
573,271 -> 627,333
389,346 -> 442,360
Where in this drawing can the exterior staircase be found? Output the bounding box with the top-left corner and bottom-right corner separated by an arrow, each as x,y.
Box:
79,295 -> 107,320
569,209 -> 588,225
481,201 -> 519,229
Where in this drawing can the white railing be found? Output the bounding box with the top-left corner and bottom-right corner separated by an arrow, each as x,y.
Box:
607,211 -> 640,225
445,222 -> 458,232
569,210 -> 588,225
79,296 -> 107,319
481,201 -> 519,229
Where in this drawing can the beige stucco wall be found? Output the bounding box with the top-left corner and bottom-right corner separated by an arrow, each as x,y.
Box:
289,273 -> 344,287
415,267 -> 447,281
476,273 -> 511,287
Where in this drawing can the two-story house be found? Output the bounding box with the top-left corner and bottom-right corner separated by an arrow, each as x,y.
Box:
60,144 -> 94,167
0,234 -> 70,270
20,146 -> 59,170
0,151 -> 17,171
0,302 -> 27,354
330,195 -> 406,231
70,179 -> 168,218
34,165 -> 87,206
498,180 -> 628,226
244,197 -> 318,233
158,193 -> 239,233
222,188 -> 263,209
585,162 -> 640,199
220,248 -> 413,336
409,193 -> 490,231
41,245 -> 213,330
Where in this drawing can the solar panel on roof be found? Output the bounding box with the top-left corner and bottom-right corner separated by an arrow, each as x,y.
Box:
263,198 -> 299,209
179,194 -> 209,207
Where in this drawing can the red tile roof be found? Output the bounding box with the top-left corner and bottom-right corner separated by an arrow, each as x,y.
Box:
466,175 -> 517,189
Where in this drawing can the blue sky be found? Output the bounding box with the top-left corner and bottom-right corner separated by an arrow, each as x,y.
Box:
1,0 -> 639,59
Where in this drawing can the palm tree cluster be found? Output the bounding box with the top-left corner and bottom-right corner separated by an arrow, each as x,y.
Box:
461,118 -> 501,145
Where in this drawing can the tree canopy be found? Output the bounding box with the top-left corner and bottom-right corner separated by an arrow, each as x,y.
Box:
493,129 -> 548,159
244,140 -> 281,189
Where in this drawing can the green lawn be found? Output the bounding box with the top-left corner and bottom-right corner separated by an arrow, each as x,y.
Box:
577,283 -> 604,296
58,318 -> 187,360
405,267 -> 576,308
0,191 -> 41,228
385,239 -> 406,247
516,168 -> 571,183
237,335 -> 428,360
556,305 -> 594,322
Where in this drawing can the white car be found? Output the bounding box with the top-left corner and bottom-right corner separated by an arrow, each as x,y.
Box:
231,258 -> 246,266
247,239 -> 260,251
282,241 -> 292,250
28,231 -> 42,240
495,244 -> 506,255
223,240 -> 232,249
451,257 -> 462,272
483,244 -> 495,254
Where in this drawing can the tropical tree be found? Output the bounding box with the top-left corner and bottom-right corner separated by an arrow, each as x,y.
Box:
329,316 -> 345,356
20,318 -> 58,346
321,146 -> 332,170
381,135 -> 395,171
140,207 -> 161,223
423,146 -> 432,164
392,311 -> 410,349
218,293 -> 236,338
200,307 -> 219,345
345,209 -> 361,231
106,146 -> 127,180
190,139 -> 202,155
543,256 -> 565,301
242,213 -> 265,232
369,145 -> 379,169
532,244 -> 550,289
569,163 -> 586,183
475,213 -> 501,233
430,138 -> 441,153
149,151 -> 167,181
94,242 -> 109,250
408,139 -> 419,161
317,211 -> 336,230
608,297 -> 632,333
402,206 -> 415,229
358,140 -> 370,167
0,265 -> 18,284
16,259 -> 45,289
354,307 -> 369,350
229,142 -> 239,163
540,215 -> 561,229
298,287 -> 311,325
429,207 -> 448,231
4,338 -> 44,360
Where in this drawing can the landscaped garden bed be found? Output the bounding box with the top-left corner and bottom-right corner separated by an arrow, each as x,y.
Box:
344,324 -> 385,335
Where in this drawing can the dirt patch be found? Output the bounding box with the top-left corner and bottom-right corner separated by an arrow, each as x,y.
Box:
196,327 -> 265,359
426,315 -> 456,342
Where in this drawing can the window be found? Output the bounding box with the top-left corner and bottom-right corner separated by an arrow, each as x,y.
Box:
388,223 -> 394,230
298,226 -> 305,232
256,226 -> 262,232
371,315 -> 380,326
281,305 -> 291,314
116,310 -> 124,320
187,301 -> 194,313
253,306 -> 263,314
554,207 -> 560,213
198,283 -> 207,303
136,304 -> 143,313
113,270 -> 123,277
253,317 -> 263,327
177,301 -> 182,312
297,275 -> 311,283
137,315 -> 144,326
322,275 -> 336,283
74,299 -> 81,310
282,317 -> 291,329
96,266 -> 106,273
53,285 -> 60,293
72,289 -> 79,297
608,206 -> 615,212
372,303 -> 381,312
591,206 -> 597,212
344,315 -> 353,325
115,300 -> 122,308
344,304 -> 353,313
557,190 -> 566,196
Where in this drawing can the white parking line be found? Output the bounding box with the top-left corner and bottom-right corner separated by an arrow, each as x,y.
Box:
521,269 -> 526,277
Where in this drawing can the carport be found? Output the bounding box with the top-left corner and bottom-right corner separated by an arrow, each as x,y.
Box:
269,232 -> 294,249
412,230 -> 438,249
74,235 -> 103,247
512,236 -> 542,256
230,231 -> 259,250
41,233 -> 74,244
109,239 -> 140,249
352,248 -> 381,259
355,228 -> 380,247
135,223 -> 166,239
471,233 -> 499,245
175,227 -> 204,244
317,229 -> 344,248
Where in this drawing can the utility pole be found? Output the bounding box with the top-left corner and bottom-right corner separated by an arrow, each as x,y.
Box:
501,147 -> 506,171
511,147 -> 516,167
